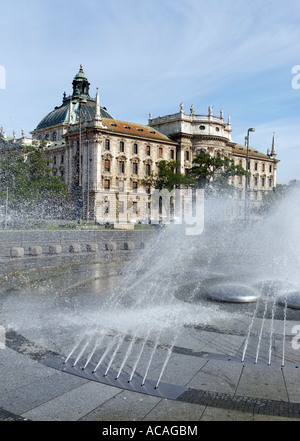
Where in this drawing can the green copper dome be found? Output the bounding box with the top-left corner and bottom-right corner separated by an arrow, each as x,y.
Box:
74,65 -> 87,80
34,66 -> 114,130
35,99 -> 114,130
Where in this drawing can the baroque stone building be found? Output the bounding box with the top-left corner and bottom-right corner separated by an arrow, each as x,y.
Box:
30,66 -> 279,224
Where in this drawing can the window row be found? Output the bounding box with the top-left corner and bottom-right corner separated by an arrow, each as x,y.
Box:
253,177 -> 273,188
238,159 -> 273,173
103,179 -> 139,192
104,139 -> 175,159
103,160 -> 152,176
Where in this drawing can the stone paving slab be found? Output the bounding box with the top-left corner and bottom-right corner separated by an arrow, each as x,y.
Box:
186,358 -> 243,394
142,398 -> 204,421
21,380 -> 122,421
80,389 -> 161,421
0,369 -> 89,416
282,366 -> 300,403
235,363 -> 288,401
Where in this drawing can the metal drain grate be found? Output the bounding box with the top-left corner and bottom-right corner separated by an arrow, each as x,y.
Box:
40,354 -> 186,400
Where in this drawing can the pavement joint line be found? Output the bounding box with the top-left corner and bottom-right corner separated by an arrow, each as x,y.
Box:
4,327 -> 300,419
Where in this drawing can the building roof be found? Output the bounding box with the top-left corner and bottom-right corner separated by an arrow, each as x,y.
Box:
232,144 -> 276,161
100,118 -> 176,143
34,98 -> 114,131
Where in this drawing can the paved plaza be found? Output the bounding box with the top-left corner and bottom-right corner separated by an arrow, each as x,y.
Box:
1,236 -> 300,422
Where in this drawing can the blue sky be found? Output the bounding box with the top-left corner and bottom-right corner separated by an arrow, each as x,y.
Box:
1,0 -> 300,183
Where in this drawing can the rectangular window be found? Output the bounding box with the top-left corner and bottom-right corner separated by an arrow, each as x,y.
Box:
262,178 -> 265,187
119,141 -> 124,152
132,201 -> 138,213
133,163 -> 138,174
104,159 -> 110,172
158,147 -> 163,158
132,181 -> 138,193
146,146 -> 150,156
255,162 -> 258,171
254,177 -> 258,186
119,161 -> 125,173
133,143 -> 138,154
104,179 -> 110,190
61,155 -> 64,164
269,178 -> 272,188
146,164 -> 151,176
119,180 -> 124,192
269,165 -> 272,173
170,149 -> 174,160
185,151 -> 189,161
105,139 -> 110,150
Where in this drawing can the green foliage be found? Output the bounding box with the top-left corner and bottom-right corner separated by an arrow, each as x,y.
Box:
141,160 -> 195,191
188,152 -> 247,192
141,154 -> 247,195
0,141 -> 68,208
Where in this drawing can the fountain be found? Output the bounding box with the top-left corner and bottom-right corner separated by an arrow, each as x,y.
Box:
1,187 -> 300,414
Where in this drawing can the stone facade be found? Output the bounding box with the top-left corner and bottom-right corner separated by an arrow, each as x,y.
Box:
149,105 -> 278,216
29,67 -> 279,223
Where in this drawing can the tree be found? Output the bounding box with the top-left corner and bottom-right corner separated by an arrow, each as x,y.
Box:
0,141 -> 69,219
188,151 -> 247,193
141,160 -> 195,191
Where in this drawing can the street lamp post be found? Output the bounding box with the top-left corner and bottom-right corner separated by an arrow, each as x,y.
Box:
78,99 -> 87,221
244,128 -> 255,221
